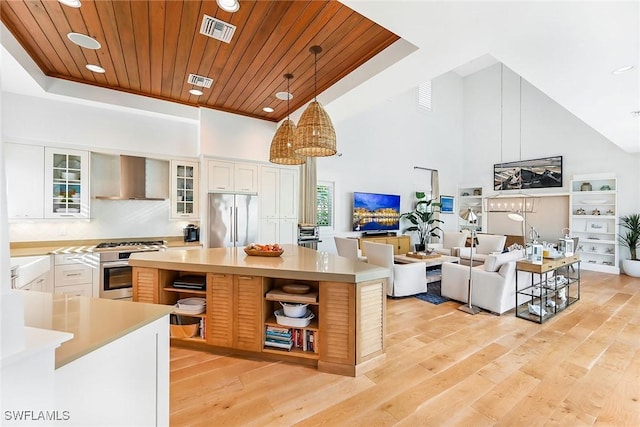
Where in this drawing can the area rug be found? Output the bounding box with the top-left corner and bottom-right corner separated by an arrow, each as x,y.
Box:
413,281 -> 449,305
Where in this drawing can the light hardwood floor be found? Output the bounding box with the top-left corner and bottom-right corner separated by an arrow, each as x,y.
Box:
170,271 -> 640,426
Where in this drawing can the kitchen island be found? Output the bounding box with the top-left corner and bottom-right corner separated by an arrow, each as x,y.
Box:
9,291 -> 173,426
129,244 -> 390,376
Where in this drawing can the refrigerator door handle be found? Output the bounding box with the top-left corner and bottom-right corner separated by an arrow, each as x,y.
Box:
229,207 -> 234,244
234,207 -> 239,243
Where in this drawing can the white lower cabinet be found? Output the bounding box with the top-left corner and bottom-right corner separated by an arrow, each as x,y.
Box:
54,253 -> 98,297
260,218 -> 297,244
23,272 -> 49,292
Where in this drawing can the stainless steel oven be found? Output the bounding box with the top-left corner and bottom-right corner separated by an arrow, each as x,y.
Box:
97,241 -> 165,300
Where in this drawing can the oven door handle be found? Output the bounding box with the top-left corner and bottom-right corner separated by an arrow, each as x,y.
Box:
102,261 -> 130,268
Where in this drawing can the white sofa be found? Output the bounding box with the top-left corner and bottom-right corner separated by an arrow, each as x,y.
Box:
457,234 -> 507,265
441,249 -> 525,314
428,231 -> 468,256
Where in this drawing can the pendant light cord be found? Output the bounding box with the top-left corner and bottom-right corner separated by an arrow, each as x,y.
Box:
314,49 -> 318,102
287,75 -> 291,119
500,63 -> 504,165
519,76 -> 522,161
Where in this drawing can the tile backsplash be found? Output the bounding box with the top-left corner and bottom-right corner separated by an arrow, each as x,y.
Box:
9,199 -> 193,242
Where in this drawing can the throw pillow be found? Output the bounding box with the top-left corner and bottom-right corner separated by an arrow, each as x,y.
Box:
484,249 -> 525,272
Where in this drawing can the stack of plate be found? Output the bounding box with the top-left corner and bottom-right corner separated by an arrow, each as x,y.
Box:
175,297 -> 206,314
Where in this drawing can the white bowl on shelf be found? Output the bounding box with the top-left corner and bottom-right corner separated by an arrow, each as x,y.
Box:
61,172 -> 79,180
176,297 -> 206,314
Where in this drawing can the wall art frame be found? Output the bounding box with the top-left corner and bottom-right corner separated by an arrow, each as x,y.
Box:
494,155 -> 563,190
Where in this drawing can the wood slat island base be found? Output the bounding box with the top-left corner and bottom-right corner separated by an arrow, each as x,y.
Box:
129,245 -> 390,376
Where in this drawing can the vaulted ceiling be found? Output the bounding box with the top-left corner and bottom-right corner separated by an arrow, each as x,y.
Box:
0,0 -> 399,122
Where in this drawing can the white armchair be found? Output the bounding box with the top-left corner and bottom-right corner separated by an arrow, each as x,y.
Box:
334,236 -> 366,261
428,231 -> 468,256
457,233 -> 507,265
441,249 -> 525,314
363,241 -> 427,297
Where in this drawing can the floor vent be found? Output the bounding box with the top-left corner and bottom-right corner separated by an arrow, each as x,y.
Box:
188,74 -> 214,88
200,15 -> 236,43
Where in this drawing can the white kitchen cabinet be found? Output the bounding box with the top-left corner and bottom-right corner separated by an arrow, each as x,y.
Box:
54,253 -> 98,297
22,272 -> 48,292
260,166 -> 298,219
170,160 -> 199,220
259,166 -> 299,244
260,218 -> 296,244
5,142 -> 45,219
278,168 -> 298,219
207,160 -> 258,193
44,147 -> 90,219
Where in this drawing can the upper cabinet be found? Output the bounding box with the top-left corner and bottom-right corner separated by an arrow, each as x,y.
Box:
207,160 -> 258,194
6,143 -> 45,219
44,148 -> 90,219
260,166 -> 299,220
170,160 -> 199,220
259,166 -> 299,244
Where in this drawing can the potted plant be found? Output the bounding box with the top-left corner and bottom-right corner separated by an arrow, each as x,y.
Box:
619,213 -> 640,277
400,192 -> 444,252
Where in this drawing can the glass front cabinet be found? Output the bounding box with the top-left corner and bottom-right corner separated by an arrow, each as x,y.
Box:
44,147 -> 90,219
171,160 -> 199,220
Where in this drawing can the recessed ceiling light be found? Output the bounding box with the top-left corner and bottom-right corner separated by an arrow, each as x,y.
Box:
189,88 -> 204,96
86,64 -> 105,73
216,0 -> 239,13
58,0 -> 81,8
612,65 -> 634,74
263,107 -> 274,113
67,33 -> 101,50
631,110 -> 640,117
275,91 -> 293,101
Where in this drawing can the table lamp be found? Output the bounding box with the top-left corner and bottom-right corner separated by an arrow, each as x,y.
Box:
458,208 -> 481,315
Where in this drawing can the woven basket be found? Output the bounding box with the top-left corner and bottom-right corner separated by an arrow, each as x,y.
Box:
293,101 -> 336,157
269,119 -> 306,165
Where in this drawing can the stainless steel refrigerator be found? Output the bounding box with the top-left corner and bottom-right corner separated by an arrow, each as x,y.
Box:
208,193 -> 259,248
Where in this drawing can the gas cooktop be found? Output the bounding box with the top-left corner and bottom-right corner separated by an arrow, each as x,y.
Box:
95,240 -> 166,251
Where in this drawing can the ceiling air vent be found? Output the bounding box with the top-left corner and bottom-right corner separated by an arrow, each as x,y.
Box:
200,14 -> 236,43
187,74 -> 214,88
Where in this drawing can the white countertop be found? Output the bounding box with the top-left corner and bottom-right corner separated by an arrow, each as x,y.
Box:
20,291 -> 173,368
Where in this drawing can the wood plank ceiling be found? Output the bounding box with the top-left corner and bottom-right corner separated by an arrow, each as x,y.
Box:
1,0 -> 399,122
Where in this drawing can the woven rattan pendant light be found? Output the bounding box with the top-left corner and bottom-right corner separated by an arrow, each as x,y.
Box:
293,45 -> 337,157
269,73 -> 305,165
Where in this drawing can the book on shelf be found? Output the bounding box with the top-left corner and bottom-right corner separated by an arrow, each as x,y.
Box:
264,340 -> 293,351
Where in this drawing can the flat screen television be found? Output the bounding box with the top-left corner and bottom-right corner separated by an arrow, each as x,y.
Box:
352,192 -> 401,232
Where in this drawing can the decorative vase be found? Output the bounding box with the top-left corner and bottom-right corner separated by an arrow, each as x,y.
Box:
580,182 -> 592,191
622,259 -> 640,277
415,243 -> 426,252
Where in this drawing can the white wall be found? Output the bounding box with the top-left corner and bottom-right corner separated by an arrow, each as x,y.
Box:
2,92 -> 199,157
199,107 -> 276,161
316,71 -> 465,252
462,63 -> 640,235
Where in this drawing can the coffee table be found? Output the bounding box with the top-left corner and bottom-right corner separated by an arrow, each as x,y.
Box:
393,254 -> 460,283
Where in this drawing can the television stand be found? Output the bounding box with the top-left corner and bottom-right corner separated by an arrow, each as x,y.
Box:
358,234 -> 410,256
362,231 -> 397,237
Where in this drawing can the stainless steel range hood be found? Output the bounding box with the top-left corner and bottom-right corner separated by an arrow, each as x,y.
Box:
95,155 -> 166,200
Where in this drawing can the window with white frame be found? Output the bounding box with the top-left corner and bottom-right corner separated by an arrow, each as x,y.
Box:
316,181 -> 334,228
